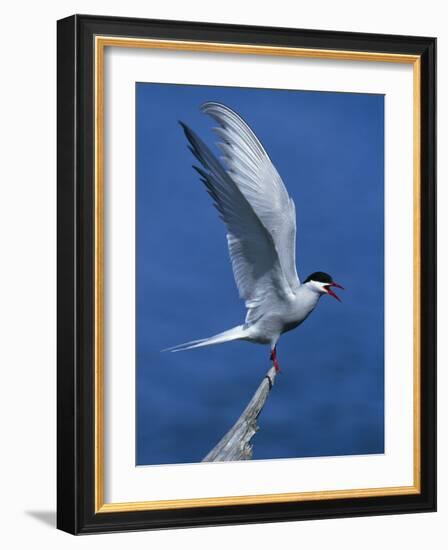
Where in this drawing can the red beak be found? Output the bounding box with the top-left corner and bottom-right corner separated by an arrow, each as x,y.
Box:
325,281 -> 344,302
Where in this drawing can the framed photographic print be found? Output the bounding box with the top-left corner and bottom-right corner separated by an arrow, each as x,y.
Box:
57,14 -> 436,534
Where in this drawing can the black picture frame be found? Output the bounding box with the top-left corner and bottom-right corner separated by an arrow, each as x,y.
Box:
57,14 -> 436,534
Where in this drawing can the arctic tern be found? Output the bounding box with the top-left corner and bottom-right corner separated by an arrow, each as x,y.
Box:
165,102 -> 343,372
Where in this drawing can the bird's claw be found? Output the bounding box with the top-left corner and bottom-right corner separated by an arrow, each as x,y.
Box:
270,349 -> 281,373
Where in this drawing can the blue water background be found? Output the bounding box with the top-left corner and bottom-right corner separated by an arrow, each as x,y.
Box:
136,83 -> 384,465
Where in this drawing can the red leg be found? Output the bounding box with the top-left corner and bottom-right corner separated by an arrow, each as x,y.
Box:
270,346 -> 281,373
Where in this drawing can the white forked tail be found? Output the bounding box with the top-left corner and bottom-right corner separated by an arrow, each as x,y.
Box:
162,325 -> 246,353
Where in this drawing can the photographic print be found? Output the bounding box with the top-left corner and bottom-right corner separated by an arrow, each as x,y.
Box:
136,83 -> 384,466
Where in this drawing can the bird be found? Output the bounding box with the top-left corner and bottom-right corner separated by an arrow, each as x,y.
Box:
164,102 -> 344,372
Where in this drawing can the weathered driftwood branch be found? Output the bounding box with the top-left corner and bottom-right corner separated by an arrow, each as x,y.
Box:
202,366 -> 278,462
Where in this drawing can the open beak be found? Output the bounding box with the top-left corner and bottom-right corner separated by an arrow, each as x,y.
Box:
325,281 -> 344,302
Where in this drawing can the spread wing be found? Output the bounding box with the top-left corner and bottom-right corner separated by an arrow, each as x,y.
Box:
180,121 -> 295,321
202,102 -> 300,293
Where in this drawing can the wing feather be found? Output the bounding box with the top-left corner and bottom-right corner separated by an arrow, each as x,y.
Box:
201,102 -> 300,292
179,121 -> 292,318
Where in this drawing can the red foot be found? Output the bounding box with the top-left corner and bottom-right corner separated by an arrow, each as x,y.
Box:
270,347 -> 281,373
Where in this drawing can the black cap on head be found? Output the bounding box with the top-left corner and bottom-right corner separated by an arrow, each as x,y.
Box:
304,271 -> 333,284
